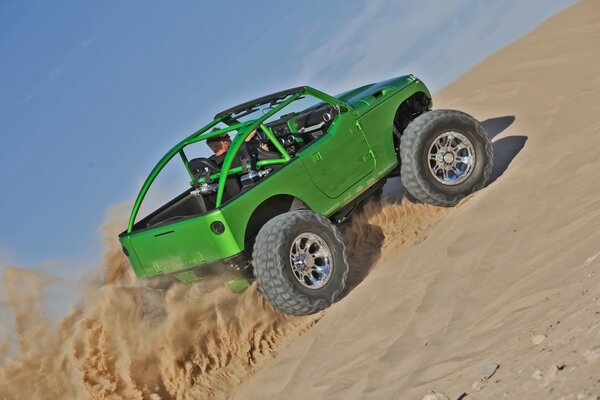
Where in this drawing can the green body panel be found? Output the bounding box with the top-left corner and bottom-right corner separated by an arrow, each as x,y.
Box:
338,75 -> 416,113
224,278 -> 251,293
119,75 -> 431,280
126,208 -> 238,276
174,271 -> 202,282
301,111 -> 374,198
357,79 -> 432,177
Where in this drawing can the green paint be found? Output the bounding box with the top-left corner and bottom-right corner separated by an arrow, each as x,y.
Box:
119,76 -> 432,281
174,271 -> 200,283
225,278 -> 251,294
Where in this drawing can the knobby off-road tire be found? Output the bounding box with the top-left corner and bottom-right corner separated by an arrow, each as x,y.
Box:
400,109 -> 493,206
252,210 -> 349,315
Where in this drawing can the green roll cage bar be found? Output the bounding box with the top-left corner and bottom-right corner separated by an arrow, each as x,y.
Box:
126,86 -> 351,233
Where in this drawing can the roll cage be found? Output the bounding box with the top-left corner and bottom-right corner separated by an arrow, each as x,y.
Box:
126,86 -> 351,234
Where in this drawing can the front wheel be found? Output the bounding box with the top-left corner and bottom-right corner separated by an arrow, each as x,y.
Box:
252,210 -> 349,315
400,109 -> 493,206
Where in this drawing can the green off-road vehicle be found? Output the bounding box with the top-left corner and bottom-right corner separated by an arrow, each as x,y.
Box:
119,75 -> 493,315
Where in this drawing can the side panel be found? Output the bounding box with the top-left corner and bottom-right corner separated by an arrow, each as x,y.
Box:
123,158 -> 346,278
357,81 -> 432,176
219,158 -> 349,244
301,112 -> 374,198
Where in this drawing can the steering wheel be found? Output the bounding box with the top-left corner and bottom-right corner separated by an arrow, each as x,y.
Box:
189,157 -> 221,173
188,157 -> 221,185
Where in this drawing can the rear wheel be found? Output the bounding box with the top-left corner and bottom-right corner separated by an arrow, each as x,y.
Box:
252,210 -> 348,315
400,109 -> 493,206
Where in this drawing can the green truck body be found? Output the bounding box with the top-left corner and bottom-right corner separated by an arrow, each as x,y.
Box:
119,75 -> 432,283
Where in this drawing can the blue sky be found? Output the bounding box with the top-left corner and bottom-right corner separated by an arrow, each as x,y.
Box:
0,0 -> 574,280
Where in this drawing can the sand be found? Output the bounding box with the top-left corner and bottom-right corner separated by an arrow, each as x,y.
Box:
233,1 -> 600,398
1,1 -> 599,399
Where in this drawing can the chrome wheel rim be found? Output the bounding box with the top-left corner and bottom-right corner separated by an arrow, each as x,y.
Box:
428,131 -> 475,185
289,233 -> 333,289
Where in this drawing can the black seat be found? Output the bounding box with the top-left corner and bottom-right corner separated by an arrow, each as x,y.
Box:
188,156 -> 242,202
257,146 -> 281,160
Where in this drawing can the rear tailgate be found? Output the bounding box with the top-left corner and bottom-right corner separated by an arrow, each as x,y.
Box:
122,211 -> 242,278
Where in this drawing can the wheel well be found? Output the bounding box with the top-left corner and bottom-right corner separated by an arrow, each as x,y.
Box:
392,91 -> 432,152
244,195 -> 308,247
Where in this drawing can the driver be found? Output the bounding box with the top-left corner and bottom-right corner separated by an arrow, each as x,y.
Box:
206,132 -> 232,167
206,128 -> 261,167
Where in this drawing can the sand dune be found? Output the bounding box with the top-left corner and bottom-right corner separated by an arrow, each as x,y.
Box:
0,199 -> 443,399
1,1 -> 599,399
234,1 -> 600,398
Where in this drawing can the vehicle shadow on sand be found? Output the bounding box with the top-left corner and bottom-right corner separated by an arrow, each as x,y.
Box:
480,115 -> 527,184
482,115 -> 515,140
339,116 -> 526,297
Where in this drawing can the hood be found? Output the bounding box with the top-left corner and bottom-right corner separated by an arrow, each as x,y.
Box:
336,74 -> 416,114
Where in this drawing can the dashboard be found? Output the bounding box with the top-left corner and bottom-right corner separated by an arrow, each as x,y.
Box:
264,103 -> 340,154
